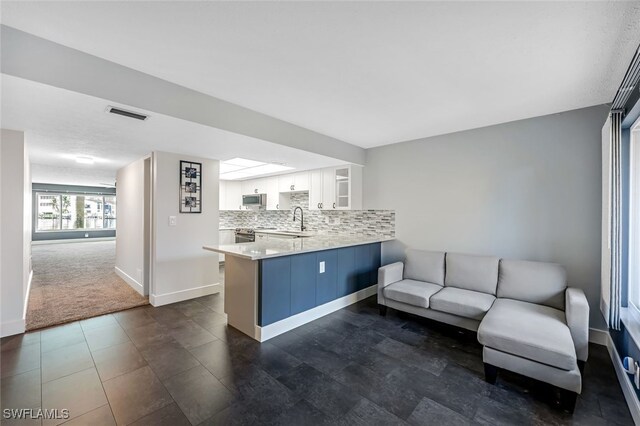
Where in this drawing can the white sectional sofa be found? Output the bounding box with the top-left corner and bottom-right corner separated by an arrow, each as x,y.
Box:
377,249 -> 590,412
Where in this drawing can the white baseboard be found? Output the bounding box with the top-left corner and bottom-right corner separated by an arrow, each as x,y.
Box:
589,327 -> 609,346
32,237 -> 115,245
255,284 -> 378,342
1,319 -> 26,338
23,269 -> 33,320
606,333 -> 640,425
150,282 -> 222,307
115,266 -> 144,296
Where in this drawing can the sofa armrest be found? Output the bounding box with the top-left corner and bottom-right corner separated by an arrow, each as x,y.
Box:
378,262 -> 404,289
566,287 -> 589,362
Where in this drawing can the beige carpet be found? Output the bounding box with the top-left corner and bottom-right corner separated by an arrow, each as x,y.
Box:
27,240 -> 149,330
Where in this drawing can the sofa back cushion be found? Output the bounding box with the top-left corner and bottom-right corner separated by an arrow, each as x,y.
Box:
404,249 -> 445,286
497,259 -> 566,310
445,253 -> 500,295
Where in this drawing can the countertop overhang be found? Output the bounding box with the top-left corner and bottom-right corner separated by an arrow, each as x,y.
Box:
203,235 -> 394,260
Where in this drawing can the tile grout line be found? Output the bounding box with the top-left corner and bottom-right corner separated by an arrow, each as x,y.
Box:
40,333 -> 43,426
79,321 -> 117,425
117,308 -> 193,425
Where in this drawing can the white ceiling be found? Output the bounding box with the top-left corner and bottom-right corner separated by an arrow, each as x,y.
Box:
2,1 -> 639,148
1,75 -> 346,186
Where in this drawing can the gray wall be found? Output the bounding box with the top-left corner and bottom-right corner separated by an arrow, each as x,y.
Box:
363,105 -> 610,329
32,183 -> 116,241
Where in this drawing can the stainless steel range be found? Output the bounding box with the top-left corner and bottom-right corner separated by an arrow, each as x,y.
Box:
235,228 -> 255,243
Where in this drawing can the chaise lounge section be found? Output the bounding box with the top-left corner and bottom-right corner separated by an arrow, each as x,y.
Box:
377,249 -> 589,412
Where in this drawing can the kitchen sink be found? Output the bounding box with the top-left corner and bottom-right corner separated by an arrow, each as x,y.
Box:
254,229 -> 314,238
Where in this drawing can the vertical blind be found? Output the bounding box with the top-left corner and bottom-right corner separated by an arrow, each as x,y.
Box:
609,111 -> 623,330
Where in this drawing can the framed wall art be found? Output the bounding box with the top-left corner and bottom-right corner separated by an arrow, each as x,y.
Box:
180,160 -> 202,213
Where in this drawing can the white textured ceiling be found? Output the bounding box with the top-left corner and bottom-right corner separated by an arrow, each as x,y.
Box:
1,75 -> 345,186
2,1 -> 639,148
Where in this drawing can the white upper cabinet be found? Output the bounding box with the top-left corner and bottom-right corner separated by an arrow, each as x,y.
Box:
265,177 -> 291,211
279,172 -> 309,192
309,170 -> 323,210
220,165 -> 360,211
323,168 -> 337,209
309,165 -> 362,210
241,178 -> 267,195
220,180 -> 243,210
219,179 -> 227,210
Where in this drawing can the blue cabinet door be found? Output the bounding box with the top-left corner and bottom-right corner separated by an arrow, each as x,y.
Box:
259,257 -> 291,326
355,244 -> 373,290
370,243 -> 381,285
337,247 -> 357,297
290,253 -> 317,315
316,249 -> 338,305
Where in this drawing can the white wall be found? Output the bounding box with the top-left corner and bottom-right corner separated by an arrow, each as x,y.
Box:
150,151 -> 220,305
364,105 -> 610,329
1,129 -> 31,337
115,157 -> 148,295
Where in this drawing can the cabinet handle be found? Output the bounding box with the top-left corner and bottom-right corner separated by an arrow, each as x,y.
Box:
290,185 -> 294,191
254,189 -> 258,194
292,185 -> 295,191
333,202 -> 336,209
276,204 -> 279,209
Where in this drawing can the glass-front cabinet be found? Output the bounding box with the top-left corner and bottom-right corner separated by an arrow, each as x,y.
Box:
335,167 -> 350,209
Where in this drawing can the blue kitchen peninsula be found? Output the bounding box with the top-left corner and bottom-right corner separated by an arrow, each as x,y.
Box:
203,235 -> 392,341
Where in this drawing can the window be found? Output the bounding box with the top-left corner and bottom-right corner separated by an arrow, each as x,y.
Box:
36,192 -> 117,232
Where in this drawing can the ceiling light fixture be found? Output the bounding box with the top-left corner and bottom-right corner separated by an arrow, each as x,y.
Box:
224,157 -> 265,168
75,156 -> 95,165
220,157 -> 294,180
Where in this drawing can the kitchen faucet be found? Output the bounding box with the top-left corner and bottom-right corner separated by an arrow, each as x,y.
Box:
293,207 -> 306,232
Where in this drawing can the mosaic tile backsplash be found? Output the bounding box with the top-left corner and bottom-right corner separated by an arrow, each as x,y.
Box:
219,192 -> 395,237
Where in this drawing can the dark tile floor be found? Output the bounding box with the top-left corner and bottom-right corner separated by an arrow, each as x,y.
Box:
1,275 -> 633,425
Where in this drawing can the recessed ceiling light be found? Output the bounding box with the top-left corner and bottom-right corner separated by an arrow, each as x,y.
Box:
75,156 -> 95,165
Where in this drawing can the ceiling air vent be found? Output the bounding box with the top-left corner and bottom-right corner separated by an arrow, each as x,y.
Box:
106,106 -> 148,121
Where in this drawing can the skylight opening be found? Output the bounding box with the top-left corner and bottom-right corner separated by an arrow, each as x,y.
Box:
219,157 -> 294,180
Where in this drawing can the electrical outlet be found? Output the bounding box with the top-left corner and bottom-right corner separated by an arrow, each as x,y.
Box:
169,216 -> 177,226
635,362 -> 640,389
319,261 -> 325,273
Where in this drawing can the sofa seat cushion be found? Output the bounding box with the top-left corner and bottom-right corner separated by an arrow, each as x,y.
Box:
429,287 -> 496,320
383,279 -> 442,308
478,299 -> 576,371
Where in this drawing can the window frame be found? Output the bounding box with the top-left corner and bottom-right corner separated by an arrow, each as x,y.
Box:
627,115 -> 640,319
34,191 -> 116,233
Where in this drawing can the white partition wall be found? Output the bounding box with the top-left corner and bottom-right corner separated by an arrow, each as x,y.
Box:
115,157 -> 150,295
150,151 -> 220,305
0,129 -> 32,337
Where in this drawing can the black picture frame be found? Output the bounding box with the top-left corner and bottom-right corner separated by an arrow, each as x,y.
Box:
180,160 -> 202,213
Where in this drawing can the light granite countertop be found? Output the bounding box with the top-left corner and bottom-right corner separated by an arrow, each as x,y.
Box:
203,234 -> 394,260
